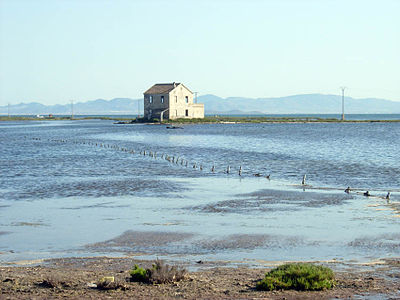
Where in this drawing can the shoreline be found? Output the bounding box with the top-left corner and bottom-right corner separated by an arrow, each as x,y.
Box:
1,256 -> 399,299
1,115 -> 400,123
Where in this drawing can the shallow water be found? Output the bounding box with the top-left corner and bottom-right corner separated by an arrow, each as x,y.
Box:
0,120 -> 399,265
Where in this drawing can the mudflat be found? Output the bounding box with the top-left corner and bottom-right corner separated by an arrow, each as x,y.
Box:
1,257 -> 399,299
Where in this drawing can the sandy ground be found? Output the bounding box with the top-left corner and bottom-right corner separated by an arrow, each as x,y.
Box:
1,257 -> 400,299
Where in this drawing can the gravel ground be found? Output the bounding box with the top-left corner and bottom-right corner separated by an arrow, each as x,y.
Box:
1,257 -> 400,299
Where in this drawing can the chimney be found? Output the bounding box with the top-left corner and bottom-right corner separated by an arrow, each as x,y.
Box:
173,82 -> 176,87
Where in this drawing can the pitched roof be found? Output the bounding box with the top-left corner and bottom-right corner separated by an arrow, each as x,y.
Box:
144,83 -> 180,94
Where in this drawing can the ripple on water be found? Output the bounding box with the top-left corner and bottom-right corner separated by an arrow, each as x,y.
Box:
189,189 -> 353,214
1,178 -> 188,201
349,233 -> 400,252
193,234 -> 313,252
85,230 -> 195,254
84,230 -> 319,256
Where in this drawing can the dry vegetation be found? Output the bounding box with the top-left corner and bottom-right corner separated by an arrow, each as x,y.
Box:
1,257 -> 399,299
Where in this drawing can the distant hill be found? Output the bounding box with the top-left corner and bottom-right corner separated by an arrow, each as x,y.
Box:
0,98 -> 143,115
197,94 -> 400,114
1,94 -> 400,115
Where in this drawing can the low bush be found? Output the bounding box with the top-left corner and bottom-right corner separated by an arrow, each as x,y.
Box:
96,276 -> 126,290
129,260 -> 186,284
130,265 -> 148,283
256,263 -> 335,291
147,259 -> 186,284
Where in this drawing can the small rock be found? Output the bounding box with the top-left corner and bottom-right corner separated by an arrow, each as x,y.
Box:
99,276 -> 114,283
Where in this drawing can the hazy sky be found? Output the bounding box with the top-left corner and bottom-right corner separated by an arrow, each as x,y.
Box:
0,0 -> 399,105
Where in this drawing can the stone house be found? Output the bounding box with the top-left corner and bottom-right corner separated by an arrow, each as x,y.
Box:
143,83 -> 204,120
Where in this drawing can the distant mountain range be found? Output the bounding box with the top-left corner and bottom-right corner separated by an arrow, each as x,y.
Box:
1,94 -> 400,115
198,94 -> 400,114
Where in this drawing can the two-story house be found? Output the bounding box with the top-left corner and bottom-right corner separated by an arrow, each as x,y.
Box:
143,83 -> 204,120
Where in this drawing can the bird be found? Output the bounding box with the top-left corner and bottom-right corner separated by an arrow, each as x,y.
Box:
265,174 -> 271,180
238,166 -> 242,176
364,191 -> 370,197
344,187 -> 351,193
302,174 -> 307,185
386,192 -> 391,200
253,173 -> 261,177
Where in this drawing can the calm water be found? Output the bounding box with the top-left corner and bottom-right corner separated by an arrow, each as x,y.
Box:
0,120 -> 399,266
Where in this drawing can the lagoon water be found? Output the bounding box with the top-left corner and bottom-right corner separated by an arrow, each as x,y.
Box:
0,119 -> 399,266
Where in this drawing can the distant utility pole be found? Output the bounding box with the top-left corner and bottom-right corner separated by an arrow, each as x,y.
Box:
340,87 -> 346,121
194,92 -> 198,104
70,100 -> 74,119
8,103 -> 10,118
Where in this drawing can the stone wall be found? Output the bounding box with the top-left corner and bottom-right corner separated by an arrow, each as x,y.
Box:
144,94 -> 169,120
191,103 -> 205,118
168,84 -> 194,119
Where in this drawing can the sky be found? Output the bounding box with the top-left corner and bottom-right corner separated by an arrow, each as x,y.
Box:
0,0 -> 399,105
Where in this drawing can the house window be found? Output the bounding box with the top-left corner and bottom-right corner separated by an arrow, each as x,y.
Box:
185,96 -> 188,103
149,109 -> 152,115
175,96 -> 177,103
185,109 -> 189,117
161,96 -> 164,104
149,96 -> 153,104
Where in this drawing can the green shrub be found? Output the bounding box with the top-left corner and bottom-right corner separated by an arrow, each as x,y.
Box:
130,264 -> 149,283
256,263 -> 335,291
129,260 -> 186,284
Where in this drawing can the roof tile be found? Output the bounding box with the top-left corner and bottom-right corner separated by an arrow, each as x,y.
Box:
144,83 -> 180,94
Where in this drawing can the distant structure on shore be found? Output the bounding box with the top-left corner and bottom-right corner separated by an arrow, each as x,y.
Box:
143,82 -> 204,121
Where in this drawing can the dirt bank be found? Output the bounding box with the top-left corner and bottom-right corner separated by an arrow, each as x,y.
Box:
1,257 -> 399,299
